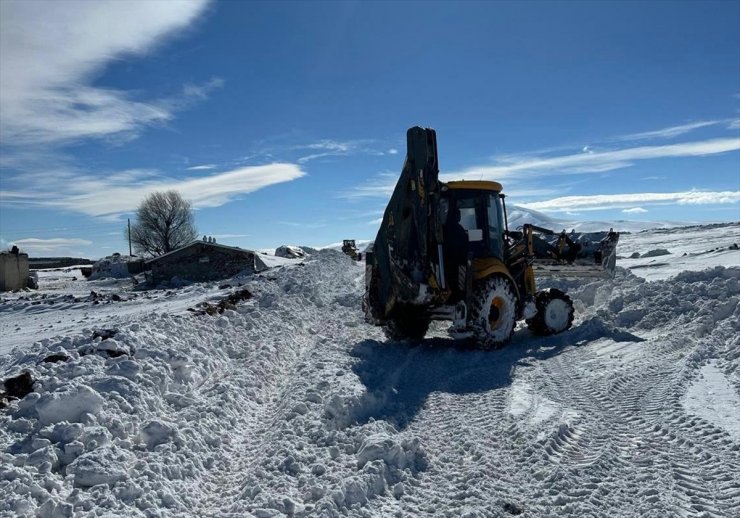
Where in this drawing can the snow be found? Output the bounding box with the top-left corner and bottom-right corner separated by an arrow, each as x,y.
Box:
682,362 -> 740,441
507,204 -> 692,233
1,223 -> 739,517
616,222 -> 740,280
35,385 -> 105,426
89,254 -> 139,280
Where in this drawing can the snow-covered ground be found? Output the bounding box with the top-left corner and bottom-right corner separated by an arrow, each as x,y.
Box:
617,222 -> 740,280
1,223 -> 739,517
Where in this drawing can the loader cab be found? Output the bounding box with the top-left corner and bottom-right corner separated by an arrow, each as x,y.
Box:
441,181 -> 506,261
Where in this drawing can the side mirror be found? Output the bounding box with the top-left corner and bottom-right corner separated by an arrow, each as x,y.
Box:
467,229 -> 483,242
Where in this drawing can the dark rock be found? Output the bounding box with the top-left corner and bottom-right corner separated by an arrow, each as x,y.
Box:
42,353 -> 70,364
503,502 -> 523,515
189,288 -> 253,316
4,372 -> 34,399
111,294 -> 122,302
642,248 -> 671,258
730,243 -> 739,250
629,252 -> 640,259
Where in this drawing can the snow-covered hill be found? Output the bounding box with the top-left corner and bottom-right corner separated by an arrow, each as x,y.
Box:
1,224 -> 739,517
507,204 -> 696,233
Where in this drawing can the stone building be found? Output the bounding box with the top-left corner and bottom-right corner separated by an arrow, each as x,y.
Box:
146,241 -> 263,285
0,247 -> 29,291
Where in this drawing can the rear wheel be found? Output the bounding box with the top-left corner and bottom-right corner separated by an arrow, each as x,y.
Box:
469,275 -> 518,349
526,289 -> 574,335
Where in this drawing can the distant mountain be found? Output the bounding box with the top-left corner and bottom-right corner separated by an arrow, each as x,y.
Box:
507,205 -> 691,233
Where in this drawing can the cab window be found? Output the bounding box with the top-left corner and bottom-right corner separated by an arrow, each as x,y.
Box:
487,193 -> 504,256
456,197 -> 479,231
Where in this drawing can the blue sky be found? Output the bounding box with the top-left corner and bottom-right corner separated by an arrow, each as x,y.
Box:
1,0 -> 738,258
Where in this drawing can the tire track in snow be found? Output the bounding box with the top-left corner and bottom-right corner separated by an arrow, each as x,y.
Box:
184,260 -> 366,516
529,316 -> 740,516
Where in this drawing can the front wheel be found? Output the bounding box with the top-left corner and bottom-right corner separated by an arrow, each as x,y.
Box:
526,289 -> 574,335
469,275 -> 518,349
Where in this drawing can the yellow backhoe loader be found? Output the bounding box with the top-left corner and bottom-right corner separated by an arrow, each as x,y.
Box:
363,127 -> 619,347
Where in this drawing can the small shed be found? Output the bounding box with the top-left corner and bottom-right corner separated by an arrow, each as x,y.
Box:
146,241 -> 261,285
1,247 -> 30,291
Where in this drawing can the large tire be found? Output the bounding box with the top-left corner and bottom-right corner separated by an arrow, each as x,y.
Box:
526,289 -> 574,335
383,308 -> 430,341
469,275 -> 518,349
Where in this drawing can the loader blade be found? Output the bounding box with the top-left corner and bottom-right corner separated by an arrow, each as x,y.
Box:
533,230 -> 620,279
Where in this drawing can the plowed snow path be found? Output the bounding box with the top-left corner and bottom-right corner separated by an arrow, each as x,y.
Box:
216,263 -> 740,517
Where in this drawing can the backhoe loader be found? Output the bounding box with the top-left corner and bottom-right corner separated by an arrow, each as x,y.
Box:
341,240 -> 359,260
363,126 -> 619,347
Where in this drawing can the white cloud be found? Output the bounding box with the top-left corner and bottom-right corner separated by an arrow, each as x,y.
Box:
276,221 -> 327,229
446,138 -> 740,182
341,172 -> 399,200
622,207 -> 648,214
616,121 -> 722,141
345,132 -> 740,200
0,0 -> 210,145
523,191 -> 740,212
11,237 -> 92,254
296,139 -> 384,163
1,163 -> 306,218
187,164 -> 218,171
388,148 -> 399,155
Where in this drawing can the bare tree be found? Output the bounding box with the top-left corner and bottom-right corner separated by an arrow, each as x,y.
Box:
126,191 -> 198,257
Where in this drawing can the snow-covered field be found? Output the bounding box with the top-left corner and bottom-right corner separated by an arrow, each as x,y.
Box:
1,223 -> 739,517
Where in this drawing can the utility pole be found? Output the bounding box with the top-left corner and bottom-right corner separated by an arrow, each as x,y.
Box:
128,218 -> 133,256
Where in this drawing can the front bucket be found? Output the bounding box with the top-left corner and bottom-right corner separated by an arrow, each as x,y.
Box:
533,230 -> 620,279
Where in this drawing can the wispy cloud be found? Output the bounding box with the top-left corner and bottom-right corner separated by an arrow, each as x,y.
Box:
342,172 -> 399,200
615,121 -> 723,141
622,207 -> 648,214
276,221 -> 328,229
0,0 -> 211,146
446,138 -> 740,182
1,164 -> 306,219
10,237 -> 92,254
187,164 -> 218,171
523,191 -> 740,212
344,129 -> 740,200
295,139 -> 384,163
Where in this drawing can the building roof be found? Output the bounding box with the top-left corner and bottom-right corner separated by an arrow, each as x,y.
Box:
145,240 -> 256,264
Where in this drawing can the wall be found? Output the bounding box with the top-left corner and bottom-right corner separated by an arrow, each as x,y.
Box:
0,253 -> 30,291
150,244 -> 256,285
